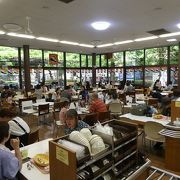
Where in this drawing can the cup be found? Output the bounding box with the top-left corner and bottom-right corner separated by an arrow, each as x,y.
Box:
21,148 -> 28,159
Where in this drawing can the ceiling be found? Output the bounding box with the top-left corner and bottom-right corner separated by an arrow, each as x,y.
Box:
0,0 -> 180,54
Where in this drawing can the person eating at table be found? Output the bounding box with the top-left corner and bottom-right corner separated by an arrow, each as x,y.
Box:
64,109 -> 89,135
0,121 -> 22,179
89,92 -> 107,113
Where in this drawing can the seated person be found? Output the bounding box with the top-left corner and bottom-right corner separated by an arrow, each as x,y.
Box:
0,121 -> 22,179
89,93 -> 107,113
79,86 -> 89,106
124,81 -> 135,93
165,81 -> 173,91
64,109 -> 89,135
0,108 -> 30,148
108,92 -> 121,104
59,98 -> 69,124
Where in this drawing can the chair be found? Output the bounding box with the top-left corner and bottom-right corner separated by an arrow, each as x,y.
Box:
109,102 -> 123,117
34,104 -> 50,125
119,93 -> 126,105
28,127 -> 39,145
147,98 -> 159,108
53,102 -> 65,137
83,113 -> 97,126
144,121 -> 165,150
98,111 -> 110,123
22,100 -> 36,114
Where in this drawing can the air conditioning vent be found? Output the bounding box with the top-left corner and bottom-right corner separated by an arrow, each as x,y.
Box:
147,29 -> 170,35
58,0 -> 75,3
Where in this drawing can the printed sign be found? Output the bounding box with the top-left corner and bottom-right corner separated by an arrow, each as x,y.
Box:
56,146 -> 69,166
49,54 -> 58,64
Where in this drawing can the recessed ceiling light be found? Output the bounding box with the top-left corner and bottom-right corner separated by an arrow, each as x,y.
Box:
60,40 -> 79,45
36,37 -> 59,42
177,23 -> 180,29
97,43 -> 113,48
114,40 -> 134,45
0,30 -> 5,34
134,36 -> 158,41
166,38 -> 177,42
91,21 -> 110,31
159,31 -> 180,37
7,32 -> 35,39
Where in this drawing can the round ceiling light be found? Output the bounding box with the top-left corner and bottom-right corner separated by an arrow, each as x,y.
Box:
91,21 -> 110,30
3,23 -> 22,31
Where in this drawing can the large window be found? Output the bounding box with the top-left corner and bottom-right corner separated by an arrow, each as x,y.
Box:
81,69 -> 92,84
126,50 -> 144,66
29,49 -> 42,67
170,67 -> 178,85
0,67 -> 19,88
44,69 -> 64,86
111,52 -> 124,67
66,69 -> 80,85
134,68 -> 143,85
126,68 -> 134,81
170,45 -> 179,65
30,68 -> 43,85
96,69 -> 107,83
101,55 -> 107,67
87,55 -> 92,67
145,67 -> 167,87
44,51 -> 63,67
96,55 -> 100,67
81,55 -> 87,67
108,68 -> 123,82
66,53 -> 80,68
145,47 -> 168,66
0,46 -> 18,66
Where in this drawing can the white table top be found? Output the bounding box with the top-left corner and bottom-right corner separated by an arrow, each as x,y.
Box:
120,113 -> 170,126
20,138 -> 52,180
33,102 -> 54,107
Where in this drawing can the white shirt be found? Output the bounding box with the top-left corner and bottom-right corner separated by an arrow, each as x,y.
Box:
8,117 -> 30,136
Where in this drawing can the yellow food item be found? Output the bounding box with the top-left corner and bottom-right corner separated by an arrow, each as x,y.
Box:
34,154 -> 49,167
154,114 -> 163,119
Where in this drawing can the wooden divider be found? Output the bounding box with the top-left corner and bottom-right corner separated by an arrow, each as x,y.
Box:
171,99 -> 180,121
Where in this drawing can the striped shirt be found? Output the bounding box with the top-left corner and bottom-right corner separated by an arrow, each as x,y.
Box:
89,99 -> 107,113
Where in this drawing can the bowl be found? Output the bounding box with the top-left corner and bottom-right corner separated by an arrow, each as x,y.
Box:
33,154 -> 49,167
80,128 -> 92,141
174,120 -> 180,127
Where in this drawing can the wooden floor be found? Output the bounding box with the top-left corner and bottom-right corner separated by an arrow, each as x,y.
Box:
22,114 -> 180,178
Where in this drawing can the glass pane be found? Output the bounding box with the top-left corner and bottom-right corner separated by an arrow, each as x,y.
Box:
81,69 -> 92,84
0,46 -> 18,66
96,69 -> 107,83
145,67 -> 167,87
101,55 -> 107,67
110,52 -> 123,67
29,49 -> 42,67
66,53 -> 80,68
126,68 -> 134,81
30,68 -> 43,86
170,67 -> 178,85
0,67 -> 19,88
126,50 -> 144,66
88,55 -> 92,67
108,68 -> 123,81
81,55 -> 86,67
170,45 -> 179,65
96,55 -> 100,67
134,68 -> 143,85
145,47 -> 168,66
44,69 -> 64,87
66,69 -> 80,84
44,51 -> 63,67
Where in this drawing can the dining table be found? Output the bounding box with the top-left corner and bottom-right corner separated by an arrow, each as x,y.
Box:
17,138 -> 52,180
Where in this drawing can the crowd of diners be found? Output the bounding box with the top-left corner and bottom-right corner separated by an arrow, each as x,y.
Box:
0,78 -> 179,179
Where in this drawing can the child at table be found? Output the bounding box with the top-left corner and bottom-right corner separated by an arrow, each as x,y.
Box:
0,121 -> 22,179
59,99 -> 70,124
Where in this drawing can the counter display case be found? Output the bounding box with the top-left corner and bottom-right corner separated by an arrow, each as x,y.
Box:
49,120 -> 150,180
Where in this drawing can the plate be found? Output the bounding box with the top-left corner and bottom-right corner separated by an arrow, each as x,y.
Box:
33,154 -> 49,167
153,114 -> 163,119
